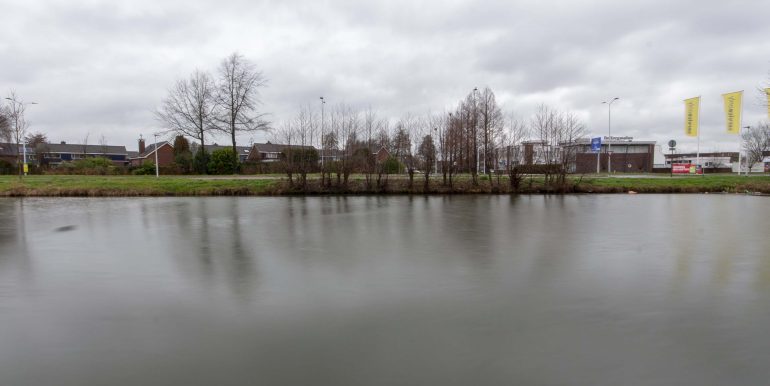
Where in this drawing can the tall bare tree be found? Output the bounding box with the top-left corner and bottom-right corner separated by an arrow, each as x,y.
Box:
362,107 -> 387,188
156,70 -> 217,172
417,133 -> 436,191
501,111 -> 528,191
213,53 -> 269,166
0,106 -> 10,143
4,91 -> 33,177
25,132 -> 49,167
478,87 -> 503,177
742,122 -> 770,171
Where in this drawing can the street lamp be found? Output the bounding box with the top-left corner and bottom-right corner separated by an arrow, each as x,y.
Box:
153,132 -> 160,178
433,127 -> 438,174
5,98 -> 38,176
473,87 -> 480,175
320,97 -> 325,170
741,125 -> 751,176
602,97 -> 619,174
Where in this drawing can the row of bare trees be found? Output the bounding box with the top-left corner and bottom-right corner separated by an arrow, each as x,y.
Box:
155,52 -> 268,172
268,87 -> 586,192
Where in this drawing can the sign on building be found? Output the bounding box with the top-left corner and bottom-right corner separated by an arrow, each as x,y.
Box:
591,137 -> 602,153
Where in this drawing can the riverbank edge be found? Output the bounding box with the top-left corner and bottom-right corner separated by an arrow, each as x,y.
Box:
2,176 -> 770,197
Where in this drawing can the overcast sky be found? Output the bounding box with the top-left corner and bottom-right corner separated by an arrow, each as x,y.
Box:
1,0 -> 769,153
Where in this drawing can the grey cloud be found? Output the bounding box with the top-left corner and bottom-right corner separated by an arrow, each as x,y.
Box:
1,0 -> 769,152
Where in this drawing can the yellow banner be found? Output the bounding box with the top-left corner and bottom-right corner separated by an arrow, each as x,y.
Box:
722,91 -> 742,134
765,88 -> 770,120
684,97 -> 699,137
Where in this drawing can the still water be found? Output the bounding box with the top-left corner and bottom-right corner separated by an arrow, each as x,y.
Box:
1,195 -> 769,385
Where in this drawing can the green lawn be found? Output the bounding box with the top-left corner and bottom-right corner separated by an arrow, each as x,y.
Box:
578,175 -> 770,193
1,174 -> 769,196
0,175 -> 279,196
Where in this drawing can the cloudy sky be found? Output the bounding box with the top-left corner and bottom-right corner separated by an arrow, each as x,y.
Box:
1,0 -> 769,153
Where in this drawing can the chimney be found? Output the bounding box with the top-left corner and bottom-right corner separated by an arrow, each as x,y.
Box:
60,141 -> 66,145
138,137 -> 145,154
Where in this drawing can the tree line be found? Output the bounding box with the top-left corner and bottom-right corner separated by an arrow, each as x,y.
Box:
269,87 -> 590,193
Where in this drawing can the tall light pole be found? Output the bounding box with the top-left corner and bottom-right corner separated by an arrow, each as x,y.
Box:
473,87 -> 480,176
741,125 -> 750,175
320,97 -> 325,170
433,127 -> 438,174
4,97 -> 38,176
602,97 -> 619,174
153,132 -> 160,178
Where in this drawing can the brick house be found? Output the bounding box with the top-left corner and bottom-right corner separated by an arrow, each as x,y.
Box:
129,138 -> 174,167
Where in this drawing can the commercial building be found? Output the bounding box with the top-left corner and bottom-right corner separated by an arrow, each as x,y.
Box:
565,137 -> 656,173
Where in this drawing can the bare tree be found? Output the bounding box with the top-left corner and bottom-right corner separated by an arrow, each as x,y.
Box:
213,53 -> 269,167
531,105 -> 586,190
274,120 -> 296,185
556,112 -> 587,189
362,107 -> 387,188
478,87 -> 503,178
99,134 -> 108,157
394,113 -> 419,188
156,70 -> 217,173
4,91 -> 33,177
502,111 -> 528,191
417,133 -> 436,191
0,107 -> 10,143
531,104 -> 558,184
25,132 -> 49,168
334,104 -> 360,187
742,122 -> 770,171
81,132 -> 90,158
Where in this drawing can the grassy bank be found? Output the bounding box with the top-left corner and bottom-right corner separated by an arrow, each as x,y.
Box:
1,174 -> 769,197
0,176 -> 279,196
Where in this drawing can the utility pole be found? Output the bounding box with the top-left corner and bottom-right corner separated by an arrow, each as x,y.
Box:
602,97 -> 619,175
320,97 -> 325,166
153,132 -> 160,178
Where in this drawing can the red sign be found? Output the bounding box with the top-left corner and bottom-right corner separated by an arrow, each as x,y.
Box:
672,163 -> 703,175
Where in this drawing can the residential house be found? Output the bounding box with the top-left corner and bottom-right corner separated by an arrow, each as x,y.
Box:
319,146 -> 391,164
0,143 -> 33,166
373,146 -> 391,163
42,142 -> 129,166
129,138 -> 174,167
247,141 -> 316,163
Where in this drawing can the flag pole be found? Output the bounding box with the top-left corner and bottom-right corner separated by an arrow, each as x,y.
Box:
738,91 -> 744,176
696,96 -> 701,172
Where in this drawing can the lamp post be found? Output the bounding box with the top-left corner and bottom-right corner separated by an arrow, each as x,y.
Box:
602,97 -> 619,174
433,127 -> 438,174
320,96 -> 325,170
473,87 -> 480,176
4,97 -> 38,176
741,125 -> 750,175
153,132 -> 160,178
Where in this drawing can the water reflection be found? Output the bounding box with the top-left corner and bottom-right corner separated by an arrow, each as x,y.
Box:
0,195 -> 769,385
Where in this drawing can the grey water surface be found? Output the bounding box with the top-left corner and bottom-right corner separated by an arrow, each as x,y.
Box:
1,195 -> 769,386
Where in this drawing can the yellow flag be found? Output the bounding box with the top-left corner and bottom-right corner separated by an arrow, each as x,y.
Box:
684,97 -> 699,137
722,91 -> 742,134
765,88 -> 770,120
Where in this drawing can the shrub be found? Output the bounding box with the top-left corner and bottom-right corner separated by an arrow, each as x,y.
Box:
193,148 -> 210,174
208,148 -> 238,175
0,160 -> 14,175
54,157 -> 122,175
382,156 -> 402,174
133,161 -> 156,175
